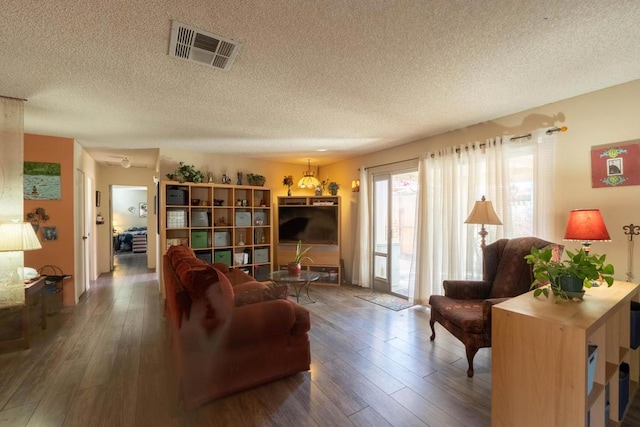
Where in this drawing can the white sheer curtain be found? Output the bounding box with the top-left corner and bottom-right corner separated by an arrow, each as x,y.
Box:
417,129 -> 557,301
353,166 -> 371,287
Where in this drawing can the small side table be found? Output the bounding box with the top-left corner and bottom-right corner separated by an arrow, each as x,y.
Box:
0,276 -> 47,351
269,270 -> 320,303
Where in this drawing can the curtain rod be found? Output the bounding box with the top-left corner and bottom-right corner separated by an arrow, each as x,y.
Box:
0,95 -> 28,102
365,126 -> 568,167
364,157 -> 419,171
428,125 -> 569,158
509,125 -> 568,142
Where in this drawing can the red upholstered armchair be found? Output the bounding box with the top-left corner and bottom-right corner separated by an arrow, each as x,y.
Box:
428,237 -> 562,377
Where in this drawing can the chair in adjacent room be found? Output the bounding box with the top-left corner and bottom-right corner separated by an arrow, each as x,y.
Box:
428,236 -> 562,377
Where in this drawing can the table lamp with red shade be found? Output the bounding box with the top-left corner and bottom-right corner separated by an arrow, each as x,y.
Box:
563,209 -> 611,254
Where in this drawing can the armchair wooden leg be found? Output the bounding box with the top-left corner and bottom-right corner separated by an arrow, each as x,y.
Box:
465,344 -> 479,377
429,319 -> 436,341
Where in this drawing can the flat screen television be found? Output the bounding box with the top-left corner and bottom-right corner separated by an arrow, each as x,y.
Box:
278,206 -> 338,245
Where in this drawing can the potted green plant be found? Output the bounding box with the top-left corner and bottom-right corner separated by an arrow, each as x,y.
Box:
525,246 -> 615,302
287,240 -> 313,276
328,181 -> 340,196
26,207 -> 50,232
247,173 -> 266,186
166,162 -> 205,183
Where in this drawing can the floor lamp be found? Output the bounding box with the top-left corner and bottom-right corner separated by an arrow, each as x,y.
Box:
465,196 -> 502,249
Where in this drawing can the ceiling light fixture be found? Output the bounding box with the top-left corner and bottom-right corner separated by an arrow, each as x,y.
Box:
297,159 -> 321,189
121,157 -> 131,168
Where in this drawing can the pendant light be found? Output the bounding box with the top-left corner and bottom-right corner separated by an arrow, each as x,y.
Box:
121,157 -> 131,168
297,159 -> 321,189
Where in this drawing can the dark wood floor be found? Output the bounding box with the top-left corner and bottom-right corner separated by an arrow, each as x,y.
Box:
0,253 -> 637,426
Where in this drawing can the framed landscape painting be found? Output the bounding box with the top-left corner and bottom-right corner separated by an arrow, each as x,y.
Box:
24,162 -> 61,200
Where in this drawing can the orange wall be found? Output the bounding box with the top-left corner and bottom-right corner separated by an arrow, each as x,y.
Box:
24,134 -> 76,306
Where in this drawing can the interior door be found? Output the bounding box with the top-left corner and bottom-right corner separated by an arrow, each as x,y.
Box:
75,169 -> 88,301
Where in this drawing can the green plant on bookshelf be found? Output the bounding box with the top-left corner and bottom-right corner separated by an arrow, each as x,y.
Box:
166,162 -> 204,183
525,246 -> 614,302
247,173 -> 266,186
328,181 -> 340,195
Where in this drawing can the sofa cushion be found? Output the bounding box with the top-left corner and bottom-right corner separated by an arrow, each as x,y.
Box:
234,282 -> 288,306
167,244 -> 196,269
429,295 -> 485,334
174,257 -> 208,295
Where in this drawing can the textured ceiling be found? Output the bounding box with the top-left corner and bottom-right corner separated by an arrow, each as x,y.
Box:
2,1 -> 640,167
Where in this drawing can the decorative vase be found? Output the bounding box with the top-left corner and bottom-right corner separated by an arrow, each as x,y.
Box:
315,188 -> 322,196
329,189 -> 338,196
287,262 -> 301,276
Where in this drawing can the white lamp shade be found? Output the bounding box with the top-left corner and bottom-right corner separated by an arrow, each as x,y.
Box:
464,196 -> 502,225
121,157 -> 131,168
0,222 -> 42,252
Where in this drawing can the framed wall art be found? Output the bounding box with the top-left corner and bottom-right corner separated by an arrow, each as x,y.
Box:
591,140 -> 640,188
24,162 -> 62,199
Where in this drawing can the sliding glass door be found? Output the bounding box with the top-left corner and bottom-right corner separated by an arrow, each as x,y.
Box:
372,170 -> 418,297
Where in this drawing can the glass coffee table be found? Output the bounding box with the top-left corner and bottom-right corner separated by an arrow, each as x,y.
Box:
269,270 -> 320,303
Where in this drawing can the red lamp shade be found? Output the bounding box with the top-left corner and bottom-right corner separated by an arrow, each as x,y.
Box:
563,209 -> 611,243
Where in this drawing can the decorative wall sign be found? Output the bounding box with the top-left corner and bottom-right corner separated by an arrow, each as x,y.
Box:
24,162 -> 62,199
139,202 -> 148,218
591,140 -> 640,188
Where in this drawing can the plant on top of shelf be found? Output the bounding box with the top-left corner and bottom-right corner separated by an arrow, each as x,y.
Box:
247,173 -> 266,186
287,240 -> 313,276
166,162 -> 205,183
525,246 -> 614,302
328,181 -> 340,195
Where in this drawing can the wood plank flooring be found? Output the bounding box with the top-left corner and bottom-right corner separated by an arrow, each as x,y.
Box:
0,253 -> 637,426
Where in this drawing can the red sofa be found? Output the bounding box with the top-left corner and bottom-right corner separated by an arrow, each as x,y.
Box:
163,245 -> 311,409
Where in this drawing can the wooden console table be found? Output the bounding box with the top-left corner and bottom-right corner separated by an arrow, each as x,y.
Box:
0,276 -> 47,351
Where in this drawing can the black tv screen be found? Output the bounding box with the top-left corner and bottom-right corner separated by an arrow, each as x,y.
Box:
278,206 -> 338,244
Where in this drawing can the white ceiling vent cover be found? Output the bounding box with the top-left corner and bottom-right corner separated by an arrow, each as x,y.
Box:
169,20 -> 241,71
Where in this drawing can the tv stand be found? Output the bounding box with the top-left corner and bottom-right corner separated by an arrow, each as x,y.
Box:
277,196 -> 341,286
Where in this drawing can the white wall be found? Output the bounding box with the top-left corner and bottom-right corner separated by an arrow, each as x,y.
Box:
112,188 -> 147,233
323,79 -> 640,283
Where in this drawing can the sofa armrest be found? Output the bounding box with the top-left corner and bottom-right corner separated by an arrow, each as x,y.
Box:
226,299 -> 298,345
443,280 -> 492,299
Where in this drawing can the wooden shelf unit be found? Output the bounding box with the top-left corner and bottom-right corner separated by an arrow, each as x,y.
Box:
276,196 -> 341,286
160,181 -> 273,289
491,281 -> 640,427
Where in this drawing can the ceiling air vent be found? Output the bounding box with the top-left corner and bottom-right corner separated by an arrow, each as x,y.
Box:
168,20 -> 241,71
